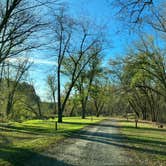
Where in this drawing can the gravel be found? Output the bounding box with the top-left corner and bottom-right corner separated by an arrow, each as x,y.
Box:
25,119 -> 131,166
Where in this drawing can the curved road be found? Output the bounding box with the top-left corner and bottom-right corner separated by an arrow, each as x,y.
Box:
26,120 -> 131,166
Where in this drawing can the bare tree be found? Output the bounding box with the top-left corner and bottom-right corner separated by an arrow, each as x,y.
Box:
114,0 -> 153,23
47,74 -> 57,115
0,0 -> 47,65
50,8 -> 106,122
114,0 -> 166,35
50,8 -> 74,122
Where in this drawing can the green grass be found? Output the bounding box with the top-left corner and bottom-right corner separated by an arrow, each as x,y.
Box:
116,118 -> 166,165
0,116 -> 105,166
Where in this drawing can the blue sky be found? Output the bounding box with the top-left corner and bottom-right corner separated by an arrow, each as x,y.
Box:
30,0 -> 152,101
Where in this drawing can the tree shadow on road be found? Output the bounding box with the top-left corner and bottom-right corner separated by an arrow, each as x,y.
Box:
0,145 -> 73,166
71,129 -> 166,157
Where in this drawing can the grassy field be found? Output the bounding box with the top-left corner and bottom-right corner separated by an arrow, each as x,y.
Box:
0,117 -> 105,166
1,117 -> 165,166
116,118 -> 166,165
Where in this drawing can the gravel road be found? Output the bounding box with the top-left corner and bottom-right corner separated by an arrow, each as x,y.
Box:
26,119 -> 131,166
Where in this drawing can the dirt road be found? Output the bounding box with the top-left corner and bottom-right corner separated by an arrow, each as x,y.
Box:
26,120 -> 131,166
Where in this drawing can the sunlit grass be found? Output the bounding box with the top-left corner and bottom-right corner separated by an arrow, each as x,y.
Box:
0,116 -> 105,166
116,118 -> 166,165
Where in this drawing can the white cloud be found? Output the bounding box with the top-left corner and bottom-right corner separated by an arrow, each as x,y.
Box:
31,58 -> 56,65
7,57 -> 56,66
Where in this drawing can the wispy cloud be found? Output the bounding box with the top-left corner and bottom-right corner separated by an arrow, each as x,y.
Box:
7,57 -> 56,66
31,58 -> 56,65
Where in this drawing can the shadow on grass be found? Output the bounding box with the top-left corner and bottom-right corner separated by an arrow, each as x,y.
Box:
1,119 -> 166,165
0,125 -> 55,134
63,121 -> 166,132
62,120 -> 109,127
74,130 -> 166,146
0,124 -> 76,137
0,120 -> 105,137
70,124 -> 166,157
0,146 -> 73,166
0,133 -> 11,145
67,120 -> 166,156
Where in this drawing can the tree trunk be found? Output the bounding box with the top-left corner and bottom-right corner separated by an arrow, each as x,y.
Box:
69,106 -> 74,117
53,94 -> 57,115
57,67 -> 62,123
81,102 -> 86,119
6,93 -> 13,118
135,115 -> 138,128
152,111 -> 157,122
96,113 -> 100,117
135,119 -> 138,128
58,108 -> 62,123
142,110 -> 147,120
37,100 -> 42,118
6,98 -> 12,118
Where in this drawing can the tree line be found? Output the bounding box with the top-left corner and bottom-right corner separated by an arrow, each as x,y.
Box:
0,0 -> 165,124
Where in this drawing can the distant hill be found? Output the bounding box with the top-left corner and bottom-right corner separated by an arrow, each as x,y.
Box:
0,80 -> 52,122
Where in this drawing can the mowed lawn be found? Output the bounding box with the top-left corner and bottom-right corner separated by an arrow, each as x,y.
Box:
0,117 -> 105,166
116,118 -> 166,165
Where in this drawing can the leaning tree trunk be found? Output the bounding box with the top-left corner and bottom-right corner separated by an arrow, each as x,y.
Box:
6,93 -> 13,118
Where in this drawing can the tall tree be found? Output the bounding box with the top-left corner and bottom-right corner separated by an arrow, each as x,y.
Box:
75,51 -> 104,119
51,8 -> 106,122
